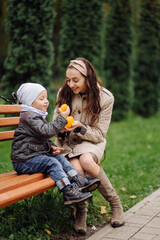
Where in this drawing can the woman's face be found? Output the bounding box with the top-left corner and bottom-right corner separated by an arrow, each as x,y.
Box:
66,68 -> 86,94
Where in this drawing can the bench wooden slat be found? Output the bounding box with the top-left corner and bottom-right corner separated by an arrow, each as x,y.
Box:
0,130 -> 15,141
0,177 -> 55,208
0,105 -> 21,114
0,117 -> 20,127
0,172 -> 18,181
0,171 -> 16,178
0,174 -> 20,182
0,173 -> 48,193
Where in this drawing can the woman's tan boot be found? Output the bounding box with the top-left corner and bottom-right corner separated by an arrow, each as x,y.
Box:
74,201 -> 88,235
97,167 -> 125,228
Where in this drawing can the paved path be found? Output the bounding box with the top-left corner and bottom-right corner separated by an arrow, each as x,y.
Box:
87,188 -> 160,240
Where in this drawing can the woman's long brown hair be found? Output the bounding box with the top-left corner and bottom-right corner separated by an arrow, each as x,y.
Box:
56,57 -> 103,125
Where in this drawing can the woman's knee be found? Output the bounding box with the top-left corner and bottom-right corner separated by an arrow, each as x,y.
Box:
69,158 -> 84,175
79,153 -> 100,177
79,153 -> 94,166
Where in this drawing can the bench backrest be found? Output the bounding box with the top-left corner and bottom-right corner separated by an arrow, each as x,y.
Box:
0,105 -> 22,141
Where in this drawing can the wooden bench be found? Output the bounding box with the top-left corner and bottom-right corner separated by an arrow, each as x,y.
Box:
0,105 -> 55,208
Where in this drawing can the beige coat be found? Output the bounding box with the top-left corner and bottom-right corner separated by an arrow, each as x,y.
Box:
53,85 -> 114,162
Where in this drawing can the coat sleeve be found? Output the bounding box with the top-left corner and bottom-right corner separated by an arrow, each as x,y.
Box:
76,96 -> 114,143
26,113 -> 67,138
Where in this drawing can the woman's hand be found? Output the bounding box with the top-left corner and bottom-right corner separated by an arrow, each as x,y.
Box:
51,145 -> 64,155
63,120 -> 82,132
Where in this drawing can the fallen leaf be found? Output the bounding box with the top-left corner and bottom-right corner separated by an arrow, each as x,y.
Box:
124,204 -> 129,208
100,206 -> 107,214
92,225 -> 97,230
139,172 -> 144,177
130,195 -> 137,199
121,187 -> 126,191
44,229 -> 51,235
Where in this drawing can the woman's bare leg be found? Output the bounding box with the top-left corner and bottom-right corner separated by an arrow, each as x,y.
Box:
79,153 -> 100,177
69,157 -> 85,175
69,153 -> 100,177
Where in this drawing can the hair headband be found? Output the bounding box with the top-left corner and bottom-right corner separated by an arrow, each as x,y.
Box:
68,59 -> 87,77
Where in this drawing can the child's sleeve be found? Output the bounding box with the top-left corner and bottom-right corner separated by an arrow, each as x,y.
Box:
26,113 -> 67,138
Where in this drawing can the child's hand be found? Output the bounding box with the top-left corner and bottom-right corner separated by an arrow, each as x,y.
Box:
51,145 -> 64,155
59,106 -> 70,119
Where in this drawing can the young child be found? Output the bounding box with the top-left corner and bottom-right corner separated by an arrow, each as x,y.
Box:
11,83 -> 100,205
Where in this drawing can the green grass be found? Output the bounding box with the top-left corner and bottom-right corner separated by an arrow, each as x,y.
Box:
0,112 -> 160,239
0,140 -> 13,173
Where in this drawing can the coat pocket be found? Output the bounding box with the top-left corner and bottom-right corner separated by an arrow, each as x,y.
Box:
28,144 -> 45,152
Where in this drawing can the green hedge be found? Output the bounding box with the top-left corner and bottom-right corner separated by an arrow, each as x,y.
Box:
132,0 -> 160,117
104,0 -> 132,121
2,0 -> 54,99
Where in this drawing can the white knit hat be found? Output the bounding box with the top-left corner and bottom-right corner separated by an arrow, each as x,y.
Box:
17,83 -> 46,106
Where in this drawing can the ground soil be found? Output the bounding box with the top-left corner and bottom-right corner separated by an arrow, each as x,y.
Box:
51,222 -> 108,240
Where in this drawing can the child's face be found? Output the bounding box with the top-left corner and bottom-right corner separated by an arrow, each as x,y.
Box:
31,90 -> 49,112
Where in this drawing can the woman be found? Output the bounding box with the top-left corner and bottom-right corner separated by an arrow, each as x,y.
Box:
53,57 -> 125,234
